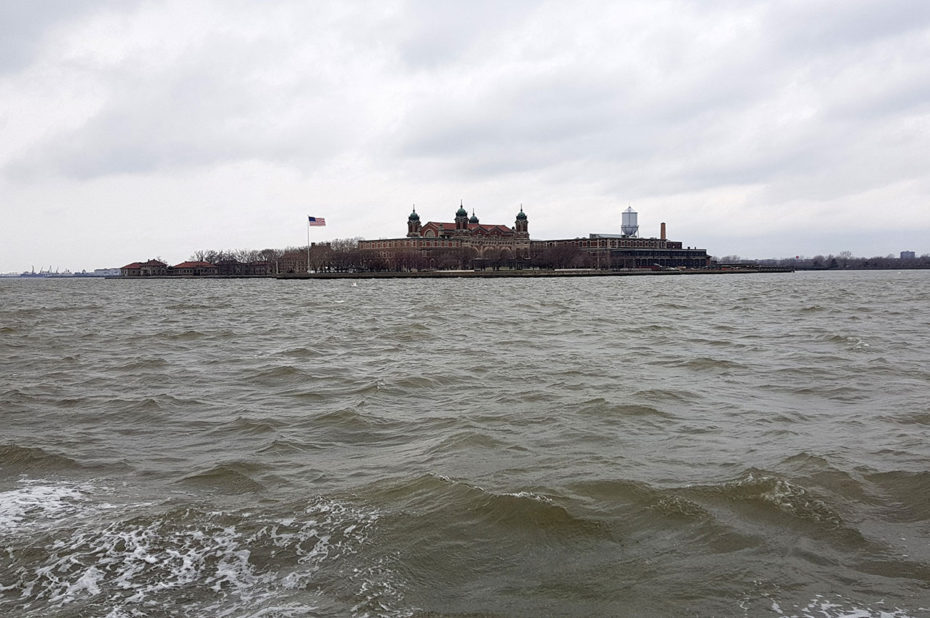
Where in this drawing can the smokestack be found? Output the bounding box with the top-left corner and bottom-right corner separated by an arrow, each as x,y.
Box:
660,222 -> 666,240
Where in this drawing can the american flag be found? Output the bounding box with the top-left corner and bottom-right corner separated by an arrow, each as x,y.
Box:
308,216 -> 326,226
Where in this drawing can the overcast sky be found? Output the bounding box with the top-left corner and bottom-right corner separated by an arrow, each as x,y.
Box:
2,0 -> 929,271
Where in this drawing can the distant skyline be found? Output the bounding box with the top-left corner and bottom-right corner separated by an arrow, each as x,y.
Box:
2,1 -> 929,272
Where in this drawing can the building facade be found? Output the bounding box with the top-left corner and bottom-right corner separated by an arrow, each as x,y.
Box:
120,259 -> 168,277
120,258 -> 274,276
358,204 -> 710,270
530,232 -> 710,269
358,204 -> 531,263
172,261 -> 218,276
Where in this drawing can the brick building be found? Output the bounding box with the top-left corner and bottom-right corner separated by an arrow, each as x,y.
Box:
171,261 -> 218,276
358,203 -> 531,263
359,204 -> 710,270
120,259 -> 168,277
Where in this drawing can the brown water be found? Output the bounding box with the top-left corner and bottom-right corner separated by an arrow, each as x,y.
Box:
1,271 -> 929,616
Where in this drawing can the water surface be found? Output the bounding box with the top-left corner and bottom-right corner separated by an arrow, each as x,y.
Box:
2,271 -> 929,616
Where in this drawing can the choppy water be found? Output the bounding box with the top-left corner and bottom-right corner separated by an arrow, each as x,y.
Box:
1,271 -> 929,617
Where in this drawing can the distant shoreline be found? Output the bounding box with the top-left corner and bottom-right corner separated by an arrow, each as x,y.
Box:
86,267 -> 796,280
275,268 -> 793,279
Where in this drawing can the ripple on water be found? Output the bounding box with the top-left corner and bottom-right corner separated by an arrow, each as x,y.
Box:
2,272 -> 929,616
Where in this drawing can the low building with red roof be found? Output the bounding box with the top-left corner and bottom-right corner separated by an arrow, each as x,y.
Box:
120,262 -> 143,277
172,261 -> 217,276
120,259 -> 167,276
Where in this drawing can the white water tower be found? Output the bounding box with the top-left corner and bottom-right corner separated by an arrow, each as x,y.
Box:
621,207 -> 639,237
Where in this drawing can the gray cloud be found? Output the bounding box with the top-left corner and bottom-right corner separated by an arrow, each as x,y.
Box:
765,0 -> 930,56
0,0 -> 122,73
392,0 -> 930,206
1,0 -> 929,270
4,2 -> 392,179
396,0 -> 538,69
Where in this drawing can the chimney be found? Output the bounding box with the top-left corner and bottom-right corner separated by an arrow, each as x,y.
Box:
660,222 -> 666,240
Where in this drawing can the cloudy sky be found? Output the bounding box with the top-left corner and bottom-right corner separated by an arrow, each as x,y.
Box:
2,0 -> 929,271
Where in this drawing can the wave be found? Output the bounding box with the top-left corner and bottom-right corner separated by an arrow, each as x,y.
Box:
882,410 -> 930,426
165,329 -> 208,341
382,375 -> 456,391
382,324 -> 424,343
573,398 -> 673,420
774,453 -> 870,499
822,333 -> 873,351
2,304 -> 103,316
208,415 -> 285,436
247,365 -> 307,386
565,478 -> 709,523
276,345 -> 325,358
164,303 -> 215,311
178,463 -> 267,494
671,356 -> 746,372
114,357 -> 169,371
363,474 -> 610,541
311,407 -> 386,430
0,444 -> 82,476
632,388 -> 700,403
685,470 -> 860,539
423,430 -> 512,456
567,471 -> 868,543
1,494 -> 389,617
0,478 -> 98,534
299,408 -> 411,448
863,470 -> 930,523
255,439 -> 325,455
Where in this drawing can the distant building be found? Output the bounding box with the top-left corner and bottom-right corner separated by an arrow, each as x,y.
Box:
172,261 -> 217,276
901,251 -> 916,259
214,259 -> 275,276
359,203 -> 531,263
120,259 -> 167,277
358,204 -> 710,270
278,248 -> 310,274
120,262 -> 142,276
119,258 -> 277,277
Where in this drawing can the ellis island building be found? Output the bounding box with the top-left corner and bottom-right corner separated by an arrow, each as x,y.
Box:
358,204 -> 710,270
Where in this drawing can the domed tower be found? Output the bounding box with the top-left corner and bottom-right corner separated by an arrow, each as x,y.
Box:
455,200 -> 469,231
407,206 -> 421,237
514,206 -> 528,236
469,210 -> 479,225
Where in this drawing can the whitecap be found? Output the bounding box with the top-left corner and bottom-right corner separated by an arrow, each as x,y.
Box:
0,479 -> 95,533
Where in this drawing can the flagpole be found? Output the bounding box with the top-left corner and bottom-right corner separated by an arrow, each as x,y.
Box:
306,216 -> 325,273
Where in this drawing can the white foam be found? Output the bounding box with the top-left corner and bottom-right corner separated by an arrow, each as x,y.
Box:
0,479 -> 94,533
5,496 -> 393,617
505,491 -> 555,504
769,593 -> 917,618
57,566 -> 103,600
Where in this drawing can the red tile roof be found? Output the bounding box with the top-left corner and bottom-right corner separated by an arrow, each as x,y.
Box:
424,222 -> 514,235
172,261 -> 215,269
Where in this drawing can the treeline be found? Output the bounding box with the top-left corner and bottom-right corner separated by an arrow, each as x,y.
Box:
716,251 -> 930,270
189,247 -> 285,264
